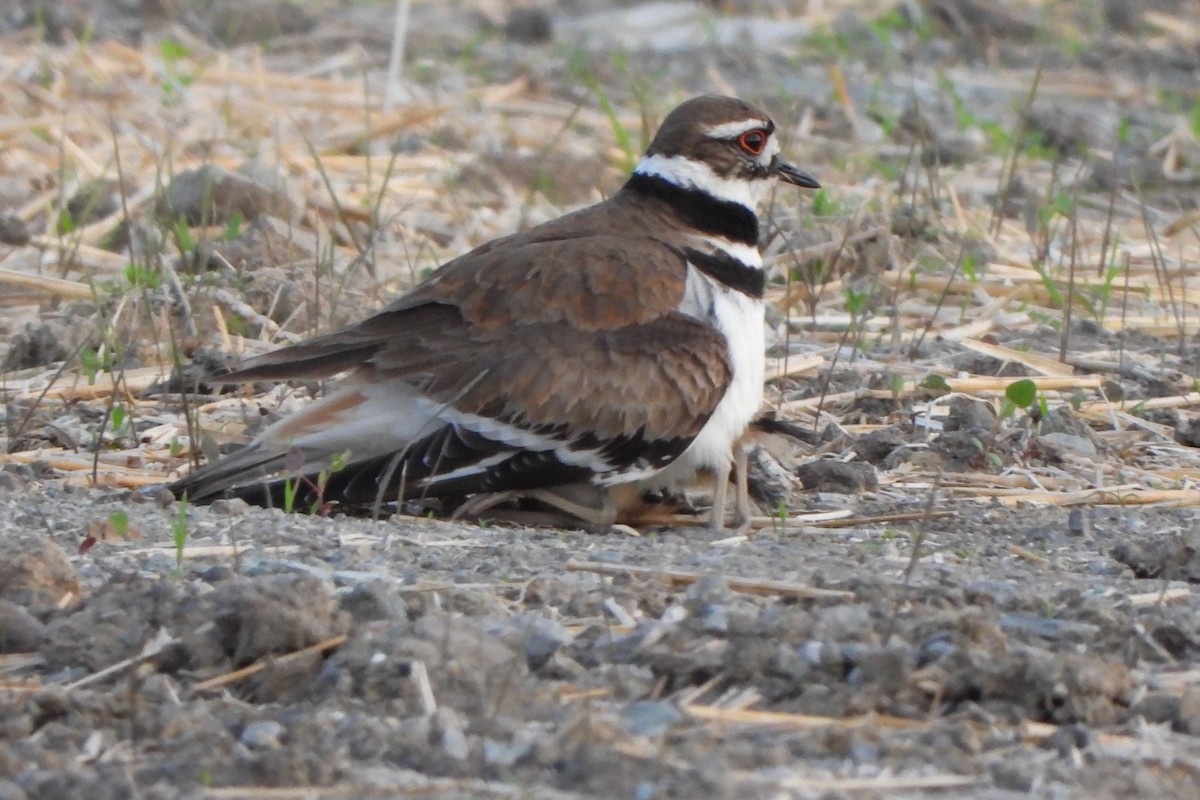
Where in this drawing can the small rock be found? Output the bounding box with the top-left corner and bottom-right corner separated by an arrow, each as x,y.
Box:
199,564 -> 234,584
0,778 -> 28,800
849,645 -> 913,692
434,707 -> 470,761
930,429 -> 986,471
212,0 -> 316,45
853,427 -> 907,464
1039,406 -> 1094,439
1131,692 -> 1180,725
917,633 -> 957,667
214,574 -> 350,665
922,130 -> 985,166
1111,535 -> 1200,582
65,178 -> 121,227
340,582 -> 408,625
3,317 -> 87,370
504,7 -> 553,43
0,598 -> 45,653
1102,0 -> 1138,30
1039,723 -> 1093,758
0,538 -> 81,615
0,214 -> 30,246
239,720 -> 285,750
890,204 -> 935,240
795,460 -> 877,493
157,164 -> 291,226
999,614 -> 1100,642
618,700 -> 681,736
745,445 -> 794,510
1174,416 -> 1200,448
483,734 -> 534,767
0,471 -> 27,494
209,498 -> 250,516
1038,431 -> 1098,459
520,616 -> 574,665
152,486 -> 177,509
633,783 -> 659,800
1022,104 -> 1095,157
990,762 -> 1034,792
1177,686 -> 1200,736
944,397 -> 996,433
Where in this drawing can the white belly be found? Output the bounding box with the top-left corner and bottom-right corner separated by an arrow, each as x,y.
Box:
652,269 -> 765,486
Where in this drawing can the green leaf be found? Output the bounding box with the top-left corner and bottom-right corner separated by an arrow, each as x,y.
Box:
919,374 -> 951,392
173,217 -> 197,252
108,509 -> 129,537
56,209 -> 76,235
171,496 -> 189,571
222,211 -> 243,241
283,477 -> 297,515
159,38 -> 190,62
110,405 -> 125,432
1005,379 -> 1038,409
329,450 -> 351,473
811,188 -> 837,216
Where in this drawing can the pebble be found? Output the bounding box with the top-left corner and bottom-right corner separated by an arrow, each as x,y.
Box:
239,720 -> 285,750
618,701 -> 681,737
795,460 -> 878,493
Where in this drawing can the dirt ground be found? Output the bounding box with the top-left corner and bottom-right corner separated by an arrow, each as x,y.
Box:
3,1 -> 1200,798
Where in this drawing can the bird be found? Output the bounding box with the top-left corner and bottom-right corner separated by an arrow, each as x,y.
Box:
168,94 -> 820,530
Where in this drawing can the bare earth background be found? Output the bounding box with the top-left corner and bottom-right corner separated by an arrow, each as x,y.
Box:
3,1 -> 1200,798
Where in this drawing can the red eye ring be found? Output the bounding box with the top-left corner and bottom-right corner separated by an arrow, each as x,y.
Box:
738,128 -> 768,155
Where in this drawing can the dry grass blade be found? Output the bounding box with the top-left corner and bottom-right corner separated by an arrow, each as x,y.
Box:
191,635 -> 348,694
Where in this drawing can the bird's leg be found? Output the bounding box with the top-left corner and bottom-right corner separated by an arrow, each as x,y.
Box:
708,459 -> 731,531
732,443 -> 752,533
523,485 -> 616,529
450,491 -> 519,520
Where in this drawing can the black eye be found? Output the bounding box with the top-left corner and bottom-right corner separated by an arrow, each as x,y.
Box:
738,129 -> 768,154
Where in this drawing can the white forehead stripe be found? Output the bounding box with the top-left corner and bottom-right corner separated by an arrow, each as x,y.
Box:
702,119 -> 771,139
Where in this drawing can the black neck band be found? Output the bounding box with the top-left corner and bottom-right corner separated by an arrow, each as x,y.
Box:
625,173 -> 759,247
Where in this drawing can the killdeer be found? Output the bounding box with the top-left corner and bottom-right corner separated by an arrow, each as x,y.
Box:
169,95 -> 820,529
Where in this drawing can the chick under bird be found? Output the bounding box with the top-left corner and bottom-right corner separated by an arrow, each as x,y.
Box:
168,95 -> 820,529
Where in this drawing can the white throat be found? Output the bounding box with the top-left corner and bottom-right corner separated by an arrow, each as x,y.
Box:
634,154 -> 771,210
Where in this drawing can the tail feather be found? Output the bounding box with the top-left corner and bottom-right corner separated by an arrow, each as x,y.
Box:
168,443 -> 293,503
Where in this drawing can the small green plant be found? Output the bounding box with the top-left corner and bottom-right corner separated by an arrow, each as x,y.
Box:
171,496 -> 189,572
158,38 -> 195,103
221,211 -> 243,242
171,216 -> 197,254
281,448 -> 350,515
56,208 -> 77,235
810,188 -> 841,217
105,404 -> 131,444
919,374 -> 951,393
78,343 -> 113,384
124,262 -> 162,290
970,436 -> 1004,469
283,476 -> 299,514
1000,378 -> 1039,424
107,509 -> 130,538
961,252 -> 980,281
772,498 -> 789,533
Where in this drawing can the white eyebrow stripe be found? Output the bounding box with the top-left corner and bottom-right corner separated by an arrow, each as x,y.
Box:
702,119 -> 771,139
